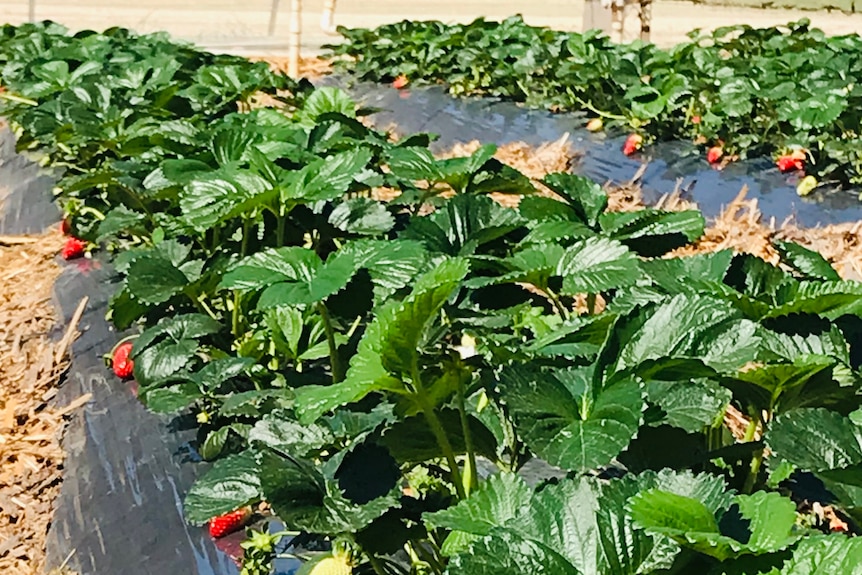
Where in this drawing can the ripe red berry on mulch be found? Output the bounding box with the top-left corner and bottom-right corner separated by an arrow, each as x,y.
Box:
61,237 -> 86,260
622,133 -> 643,156
111,341 -> 135,380
707,146 -> 723,165
777,155 -> 804,173
208,507 -> 252,539
392,75 -> 409,89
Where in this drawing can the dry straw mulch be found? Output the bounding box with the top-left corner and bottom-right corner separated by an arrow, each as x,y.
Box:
251,56 -> 333,81
0,231 -> 87,575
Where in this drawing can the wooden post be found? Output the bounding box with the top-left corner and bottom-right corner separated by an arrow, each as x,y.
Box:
288,0 -> 302,78
321,0 -> 337,34
268,0 -> 280,36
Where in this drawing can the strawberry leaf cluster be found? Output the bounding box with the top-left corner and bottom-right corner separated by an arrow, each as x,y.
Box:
326,17 -> 862,188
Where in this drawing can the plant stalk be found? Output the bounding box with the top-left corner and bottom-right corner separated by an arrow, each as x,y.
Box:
412,360 -> 466,500
276,213 -> 286,247
741,414 -> 763,494
317,302 -> 344,383
231,290 -> 242,338
545,287 -> 570,319
455,374 -> 478,496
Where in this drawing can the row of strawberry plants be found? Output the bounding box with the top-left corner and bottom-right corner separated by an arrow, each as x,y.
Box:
325,17 -> 862,193
5,21 -> 862,575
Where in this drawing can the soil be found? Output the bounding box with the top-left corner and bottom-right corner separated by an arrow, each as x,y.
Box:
0,230 -> 86,575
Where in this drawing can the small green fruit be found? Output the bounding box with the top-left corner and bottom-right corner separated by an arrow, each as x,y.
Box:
796,175 -> 818,197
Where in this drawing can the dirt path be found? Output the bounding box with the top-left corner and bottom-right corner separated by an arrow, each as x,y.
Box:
0,231 -> 84,575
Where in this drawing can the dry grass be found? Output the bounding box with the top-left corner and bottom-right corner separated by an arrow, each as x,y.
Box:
0,230 -> 86,575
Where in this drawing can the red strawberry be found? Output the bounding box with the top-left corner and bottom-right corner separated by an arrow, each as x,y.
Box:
61,237 -> 87,260
208,507 -> 252,538
60,218 -> 71,235
112,341 -> 135,380
392,75 -> 409,89
707,145 -> 723,165
691,115 -> 701,125
777,155 -> 804,173
622,134 -> 643,156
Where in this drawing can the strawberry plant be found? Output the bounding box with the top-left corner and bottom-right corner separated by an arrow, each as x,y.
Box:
2,21 -> 862,575
325,17 -> 862,191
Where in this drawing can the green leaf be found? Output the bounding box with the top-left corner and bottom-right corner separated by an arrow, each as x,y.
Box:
775,240 -> 841,281
630,489 -> 720,539
777,536 -> 862,574
379,257 -> 470,375
96,205 -> 146,241
135,338 -> 198,386
380,410 -> 498,462
386,146 -> 443,181
132,314 -> 221,386
498,364 -> 643,472
402,194 -> 524,256
646,379 -> 731,432
541,173 -> 607,227
613,294 -> 761,374
778,93 -> 846,130
222,247 -> 322,291
556,237 -> 641,295
200,427 -> 231,460
295,87 -> 355,126
142,383 -> 200,413
283,147 -> 373,203
599,209 -> 705,256
191,357 -> 255,390
723,355 -> 848,415
294,258 -> 468,422
125,254 -> 190,305
329,197 -> 395,235
258,252 -> 358,307
257,449 -> 326,528
446,531 -> 582,575
643,250 -> 734,295
631,489 -> 799,561
425,473 -> 531,535
184,451 -> 261,525
735,491 -> 799,553
766,407 -> 862,472
180,169 -> 272,232
766,280 -> 862,320
248,412 -> 334,456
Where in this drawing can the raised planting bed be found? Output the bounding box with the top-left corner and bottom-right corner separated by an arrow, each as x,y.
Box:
4,19 -> 862,575
324,16 -> 862,195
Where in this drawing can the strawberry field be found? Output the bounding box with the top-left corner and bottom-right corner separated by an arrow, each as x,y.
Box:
3,17 -> 862,575
326,16 -> 862,194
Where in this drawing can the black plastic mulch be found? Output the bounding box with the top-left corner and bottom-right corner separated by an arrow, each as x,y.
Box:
322,77 -> 862,227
